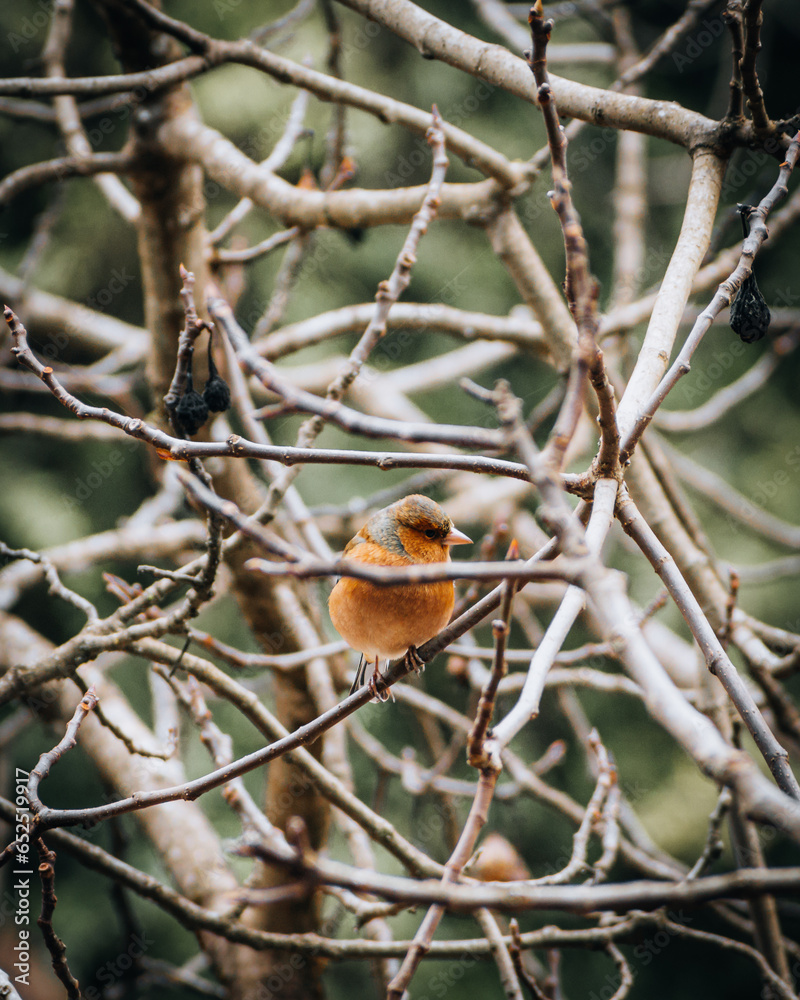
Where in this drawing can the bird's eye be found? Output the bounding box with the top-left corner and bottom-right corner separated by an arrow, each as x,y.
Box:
424,528 -> 438,539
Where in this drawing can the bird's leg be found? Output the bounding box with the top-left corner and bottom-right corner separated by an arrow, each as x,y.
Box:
368,658 -> 395,703
404,645 -> 425,676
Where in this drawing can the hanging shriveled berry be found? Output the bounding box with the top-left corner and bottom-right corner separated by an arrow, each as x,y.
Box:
175,369 -> 209,436
730,272 -> 770,343
202,337 -> 231,413
730,204 -> 770,344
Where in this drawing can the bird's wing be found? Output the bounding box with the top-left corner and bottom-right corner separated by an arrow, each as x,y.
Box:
342,534 -> 368,557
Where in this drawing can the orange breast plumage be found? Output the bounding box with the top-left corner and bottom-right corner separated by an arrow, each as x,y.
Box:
328,495 -> 471,691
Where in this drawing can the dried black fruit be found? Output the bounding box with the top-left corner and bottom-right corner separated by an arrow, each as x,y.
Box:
730,204 -> 771,344
202,341 -> 231,412
730,272 -> 770,343
203,373 -> 231,412
175,370 -> 209,436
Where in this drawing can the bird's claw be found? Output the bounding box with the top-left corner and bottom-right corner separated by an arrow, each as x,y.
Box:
349,650 -> 418,702
404,646 -> 425,676
368,671 -> 394,703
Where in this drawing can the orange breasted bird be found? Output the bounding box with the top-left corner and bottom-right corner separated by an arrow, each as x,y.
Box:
328,494 -> 471,696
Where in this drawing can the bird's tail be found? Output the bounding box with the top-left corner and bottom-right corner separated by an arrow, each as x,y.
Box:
350,654 -> 368,695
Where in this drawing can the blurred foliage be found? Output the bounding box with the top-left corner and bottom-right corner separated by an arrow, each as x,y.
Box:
1,1 -> 800,998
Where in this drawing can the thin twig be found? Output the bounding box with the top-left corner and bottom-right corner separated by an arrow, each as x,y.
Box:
208,87 -> 310,246
526,3 -> 619,477
723,1 -> 745,120
615,486 -> 800,800
4,302 -> 587,489
36,838 -> 82,999
620,132 -> 800,463
0,543 -> 99,623
27,688 -> 99,820
257,106 -> 451,519
0,151 -> 133,206
210,294 -> 505,451
740,0 -> 771,136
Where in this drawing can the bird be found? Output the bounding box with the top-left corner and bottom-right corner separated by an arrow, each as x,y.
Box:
328,494 -> 471,698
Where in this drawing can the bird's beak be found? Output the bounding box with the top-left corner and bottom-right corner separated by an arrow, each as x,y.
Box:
444,526 -> 472,546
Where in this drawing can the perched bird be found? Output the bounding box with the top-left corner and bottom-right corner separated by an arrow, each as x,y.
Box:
328,495 -> 471,697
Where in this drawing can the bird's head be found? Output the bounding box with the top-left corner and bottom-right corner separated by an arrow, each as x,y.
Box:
366,494 -> 471,563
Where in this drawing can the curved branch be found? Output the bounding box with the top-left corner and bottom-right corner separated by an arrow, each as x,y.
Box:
335,0 -> 720,148
0,151 -> 134,207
